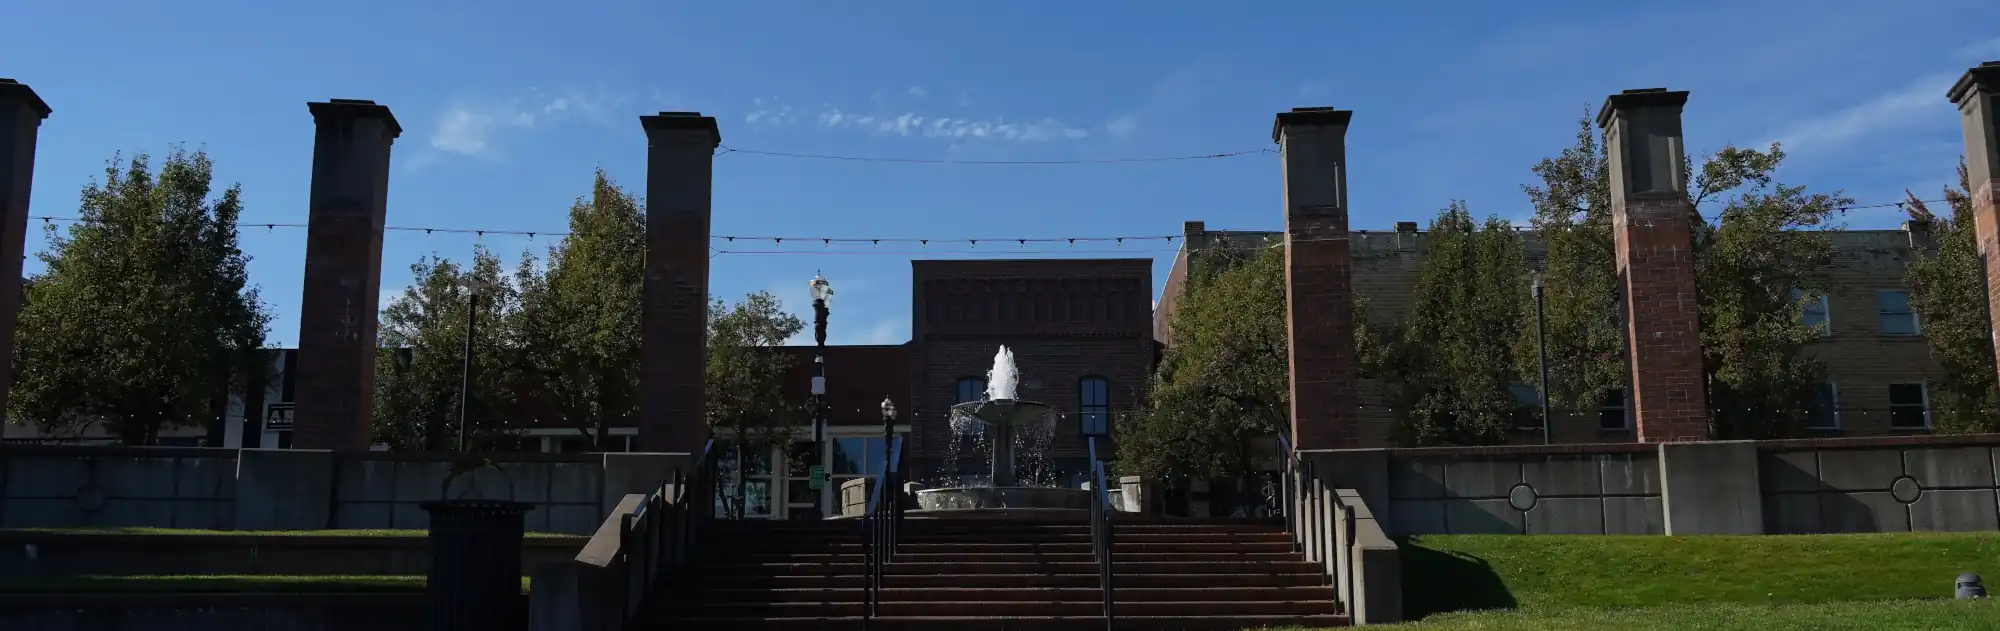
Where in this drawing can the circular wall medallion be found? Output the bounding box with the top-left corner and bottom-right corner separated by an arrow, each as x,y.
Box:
1507,482 -> 1540,512
1890,475 -> 1923,504
73,483 -> 108,513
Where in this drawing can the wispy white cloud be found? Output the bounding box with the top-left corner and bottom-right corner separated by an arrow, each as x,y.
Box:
1767,71 -> 1960,158
424,90 -> 619,160
907,86 -> 928,99
752,104 -> 1089,143
1101,66 -> 1220,140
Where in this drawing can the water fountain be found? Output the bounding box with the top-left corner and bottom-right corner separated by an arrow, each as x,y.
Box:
911,346 -> 1093,515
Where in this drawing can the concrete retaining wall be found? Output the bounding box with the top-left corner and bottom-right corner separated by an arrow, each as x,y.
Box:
0,446 -> 690,535
0,531 -> 586,579
0,593 -> 452,631
1304,433 -> 2000,537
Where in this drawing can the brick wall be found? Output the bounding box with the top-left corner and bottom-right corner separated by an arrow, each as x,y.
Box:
1165,227 -> 1946,446
909,259 -> 1154,479
1614,195 -> 1708,442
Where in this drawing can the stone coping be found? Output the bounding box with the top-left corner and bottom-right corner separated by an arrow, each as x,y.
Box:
1305,432 -> 2000,459
0,592 -> 424,608
0,530 -> 588,548
0,445 -> 642,463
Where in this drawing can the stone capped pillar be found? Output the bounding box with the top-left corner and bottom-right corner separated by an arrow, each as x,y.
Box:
1273,107 -> 1360,450
294,99 -> 400,451
1951,62 -> 2000,374
1597,89 -> 1708,443
638,112 -> 720,454
0,79 -> 50,426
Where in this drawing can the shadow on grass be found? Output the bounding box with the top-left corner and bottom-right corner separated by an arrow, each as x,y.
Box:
1399,536 -> 1518,619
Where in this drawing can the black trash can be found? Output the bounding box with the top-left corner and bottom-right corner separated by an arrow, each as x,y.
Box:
421,499 -> 535,631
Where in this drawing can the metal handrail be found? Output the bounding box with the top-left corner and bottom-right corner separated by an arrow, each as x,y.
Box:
609,439 -> 717,628
1087,437 -> 1115,630
861,435 -> 905,624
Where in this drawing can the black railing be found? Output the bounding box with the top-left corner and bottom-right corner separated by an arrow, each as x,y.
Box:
1274,434 -> 1353,613
861,435 -> 906,624
609,439 -> 718,627
1087,437 -> 1115,630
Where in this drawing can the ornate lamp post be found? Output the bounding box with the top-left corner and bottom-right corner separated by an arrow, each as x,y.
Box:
455,276 -> 493,453
1530,270 -> 1552,446
809,273 -> 834,445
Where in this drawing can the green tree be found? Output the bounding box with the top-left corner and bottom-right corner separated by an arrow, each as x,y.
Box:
373,247 -> 517,451
1519,115 -> 1849,439
511,170 -> 645,449
1364,202 -> 1530,446
1121,238 -> 1289,486
12,149 -> 271,444
1904,161 -> 1995,432
706,291 -> 807,518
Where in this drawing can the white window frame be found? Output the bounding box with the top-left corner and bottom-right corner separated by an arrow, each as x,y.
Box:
1876,290 -> 1921,336
1886,380 -> 1933,430
1804,381 -> 1841,431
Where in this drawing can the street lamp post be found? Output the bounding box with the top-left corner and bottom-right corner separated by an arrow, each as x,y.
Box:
1531,270 -> 1552,446
455,276 -> 492,453
880,397 -> 897,472
809,274 -> 834,446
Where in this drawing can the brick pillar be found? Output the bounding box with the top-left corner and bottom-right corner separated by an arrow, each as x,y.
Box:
0,79 -> 50,427
1951,62 -> 2000,378
638,112 -> 720,454
1597,89 -> 1708,443
1273,107 -> 1360,450
293,99 -> 400,451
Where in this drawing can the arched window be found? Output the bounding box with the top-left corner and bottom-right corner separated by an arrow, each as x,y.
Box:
1079,377 -> 1110,437
955,377 -> 987,404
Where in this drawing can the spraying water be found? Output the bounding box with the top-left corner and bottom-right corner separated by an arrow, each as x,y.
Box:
986,346 -> 1019,401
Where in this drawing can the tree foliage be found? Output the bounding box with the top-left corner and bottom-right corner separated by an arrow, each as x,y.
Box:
12,149 -> 271,444
1904,161 -> 1995,432
705,291 -> 809,448
1121,238 -> 1289,485
1360,202 -> 1530,446
373,248 -> 517,451
1520,114 -> 1847,439
511,170 -> 646,449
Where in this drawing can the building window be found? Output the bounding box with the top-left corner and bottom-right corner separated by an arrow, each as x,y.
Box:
955,377 -> 987,404
1509,382 -> 1543,430
1795,288 -> 1830,336
1805,381 -> 1840,430
1598,389 -> 1630,431
1079,377 -> 1110,437
1878,291 -> 1920,335
1888,382 -> 1931,429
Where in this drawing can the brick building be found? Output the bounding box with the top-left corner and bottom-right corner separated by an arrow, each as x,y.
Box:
1155,221 -> 1946,448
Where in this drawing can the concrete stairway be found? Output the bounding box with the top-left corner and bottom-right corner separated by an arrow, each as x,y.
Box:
648,518 -> 1349,630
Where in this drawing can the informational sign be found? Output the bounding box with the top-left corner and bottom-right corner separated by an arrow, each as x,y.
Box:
807,465 -> 827,490
265,403 -> 296,431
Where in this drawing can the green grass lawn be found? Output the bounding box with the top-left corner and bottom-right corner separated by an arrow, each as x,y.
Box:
1,527 -> 577,538
1398,532 -> 2000,617
0,575 -> 530,594
1274,598 -> 2000,630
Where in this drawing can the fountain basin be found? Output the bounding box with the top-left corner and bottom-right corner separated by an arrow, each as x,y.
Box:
914,486 -> 1092,511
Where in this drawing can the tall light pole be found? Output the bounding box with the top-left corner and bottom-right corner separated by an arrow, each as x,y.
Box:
456,276 -> 491,453
808,273 -> 834,446
880,397 -> 897,472
1531,270 -> 1552,446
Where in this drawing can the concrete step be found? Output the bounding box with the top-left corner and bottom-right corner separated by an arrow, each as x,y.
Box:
665,599 -> 1339,618
685,573 -> 1328,590
681,586 -> 1336,604
732,551 -> 1304,564
704,561 -> 1322,576
892,532 -> 1293,545
641,614 -> 1349,630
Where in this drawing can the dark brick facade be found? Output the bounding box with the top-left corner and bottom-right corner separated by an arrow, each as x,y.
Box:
0,79 -> 49,427
1600,89 -> 1709,443
907,259 -> 1156,480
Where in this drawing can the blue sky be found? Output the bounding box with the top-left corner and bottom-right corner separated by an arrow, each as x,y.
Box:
5,0 -> 1998,348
